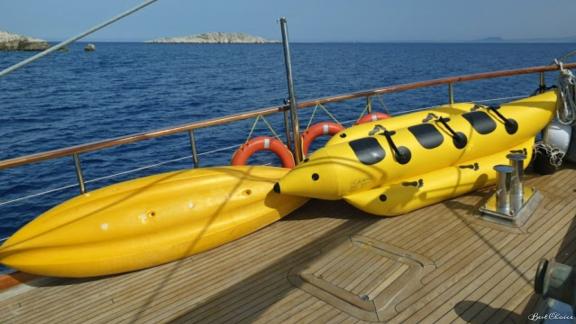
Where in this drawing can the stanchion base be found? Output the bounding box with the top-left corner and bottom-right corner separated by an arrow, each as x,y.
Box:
478,187 -> 542,227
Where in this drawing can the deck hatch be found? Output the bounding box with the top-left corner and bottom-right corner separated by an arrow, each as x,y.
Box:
462,111 -> 497,135
288,235 -> 435,322
408,123 -> 444,149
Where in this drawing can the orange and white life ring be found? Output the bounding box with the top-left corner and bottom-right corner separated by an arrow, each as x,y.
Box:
355,112 -> 391,125
231,136 -> 295,168
301,122 -> 345,157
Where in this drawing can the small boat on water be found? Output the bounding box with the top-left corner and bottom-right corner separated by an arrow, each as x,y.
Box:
1,4 -> 576,323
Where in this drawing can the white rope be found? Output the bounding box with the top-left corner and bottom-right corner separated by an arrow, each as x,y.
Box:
555,60 -> 576,125
534,142 -> 566,168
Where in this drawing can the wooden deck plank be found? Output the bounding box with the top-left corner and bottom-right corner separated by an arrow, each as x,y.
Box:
400,199 -> 576,323
432,218 -> 572,323
392,196 -> 574,322
14,218 -> 339,323
1,216 -> 333,316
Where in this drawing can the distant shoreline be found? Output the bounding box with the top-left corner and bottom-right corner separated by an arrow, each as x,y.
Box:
58,41 -> 576,44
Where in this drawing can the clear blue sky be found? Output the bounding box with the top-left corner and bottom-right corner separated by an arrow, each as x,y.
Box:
1,0 -> 575,42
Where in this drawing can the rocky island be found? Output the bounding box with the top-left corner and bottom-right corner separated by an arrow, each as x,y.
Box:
0,30 -> 49,51
146,32 -> 277,44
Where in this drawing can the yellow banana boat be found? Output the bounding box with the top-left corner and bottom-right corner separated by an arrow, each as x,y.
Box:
275,91 -> 557,214
0,166 -> 308,278
327,103 -> 473,146
344,139 -> 533,216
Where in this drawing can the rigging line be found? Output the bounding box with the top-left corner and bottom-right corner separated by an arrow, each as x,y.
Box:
354,103 -> 370,124
472,95 -> 526,103
0,144 -> 241,208
259,115 -> 282,141
0,183 -> 78,208
198,144 -> 240,156
244,115 -> 262,143
85,144 -> 240,183
317,104 -> 342,125
85,155 -> 194,184
375,95 -> 392,115
389,94 -> 528,116
305,104 -> 321,130
0,0 -> 159,78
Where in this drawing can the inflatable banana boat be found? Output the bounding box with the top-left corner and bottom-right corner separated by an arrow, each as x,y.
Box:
0,166 -> 308,277
275,90 -> 558,215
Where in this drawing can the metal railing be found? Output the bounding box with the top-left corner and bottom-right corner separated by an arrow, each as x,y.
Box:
0,76 -> 569,245
1,63 -> 574,176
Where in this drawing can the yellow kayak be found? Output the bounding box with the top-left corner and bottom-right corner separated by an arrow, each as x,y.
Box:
0,166 -> 308,278
275,91 -> 557,214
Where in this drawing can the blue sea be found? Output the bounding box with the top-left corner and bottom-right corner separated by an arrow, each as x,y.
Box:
0,42 -> 574,242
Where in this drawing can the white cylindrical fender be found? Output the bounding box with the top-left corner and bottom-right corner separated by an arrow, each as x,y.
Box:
543,119 -> 572,153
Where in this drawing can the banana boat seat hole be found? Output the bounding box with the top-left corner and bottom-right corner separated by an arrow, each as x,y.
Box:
348,137 -> 386,165
408,123 -> 444,149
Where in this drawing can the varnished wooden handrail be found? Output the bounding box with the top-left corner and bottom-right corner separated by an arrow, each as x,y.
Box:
0,105 -> 286,169
1,62 -> 574,170
297,63 -> 576,107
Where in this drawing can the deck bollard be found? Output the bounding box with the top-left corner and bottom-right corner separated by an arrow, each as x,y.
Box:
507,153 -> 526,213
494,165 -> 514,214
480,159 -> 542,226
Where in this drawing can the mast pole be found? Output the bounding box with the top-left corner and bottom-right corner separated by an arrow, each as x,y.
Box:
279,17 -> 303,164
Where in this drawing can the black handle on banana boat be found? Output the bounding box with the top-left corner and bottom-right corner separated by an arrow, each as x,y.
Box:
486,105 -> 519,134
436,117 -> 468,149
382,130 -> 412,165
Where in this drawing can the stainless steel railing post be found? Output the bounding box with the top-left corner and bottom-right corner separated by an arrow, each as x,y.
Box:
448,83 -> 455,105
539,72 -> 546,93
188,130 -> 199,168
73,153 -> 87,194
494,165 -> 514,214
279,17 -> 303,164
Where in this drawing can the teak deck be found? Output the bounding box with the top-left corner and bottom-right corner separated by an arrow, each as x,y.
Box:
1,167 -> 575,323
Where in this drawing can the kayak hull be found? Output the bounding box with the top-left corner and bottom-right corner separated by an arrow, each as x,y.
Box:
0,166 -> 308,277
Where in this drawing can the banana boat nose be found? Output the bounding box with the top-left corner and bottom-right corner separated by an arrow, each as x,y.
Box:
275,160 -> 343,200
